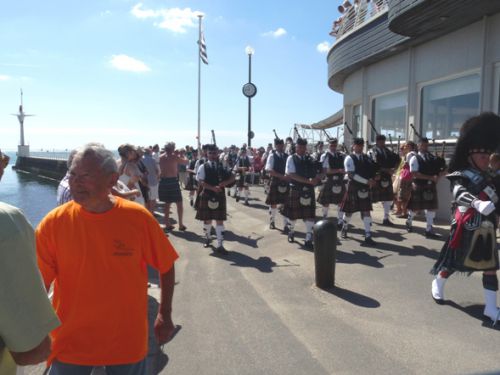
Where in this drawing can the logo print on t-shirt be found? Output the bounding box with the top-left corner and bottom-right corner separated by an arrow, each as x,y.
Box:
112,240 -> 135,256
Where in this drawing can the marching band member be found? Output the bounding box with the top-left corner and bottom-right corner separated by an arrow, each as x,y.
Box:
233,148 -> 252,206
431,112 -> 500,324
368,135 -> 400,226
339,138 -> 378,246
406,137 -> 445,238
195,144 -> 235,254
317,138 -> 346,226
265,138 -> 290,230
283,138 -> 320,249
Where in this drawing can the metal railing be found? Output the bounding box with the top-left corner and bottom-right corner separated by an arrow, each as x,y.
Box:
28,151 -> 70,161
330,0 -> 388,41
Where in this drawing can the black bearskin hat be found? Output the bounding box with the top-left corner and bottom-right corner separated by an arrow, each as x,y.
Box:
329,138 -> 338,145
375,134 -> 386,141
296,138 -> 308,146
274,138 -> 284,145
353,137 -> 364,145
448,112 -> 500,172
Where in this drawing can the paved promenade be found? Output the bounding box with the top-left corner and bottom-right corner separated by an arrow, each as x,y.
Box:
24,185 -> 500,374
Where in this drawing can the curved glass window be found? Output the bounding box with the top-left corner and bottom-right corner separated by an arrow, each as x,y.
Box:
371,91 -> 407,142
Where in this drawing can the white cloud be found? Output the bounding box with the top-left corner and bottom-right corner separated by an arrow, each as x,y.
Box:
316,41 -> 331,53
100,10 -> 112,17
131,3 -> 203,33
261,27 -> 287,38
110,54 -> 151,73
0,75 -> 10,81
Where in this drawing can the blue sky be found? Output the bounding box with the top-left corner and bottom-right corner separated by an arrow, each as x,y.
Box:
0,0 -> 342,151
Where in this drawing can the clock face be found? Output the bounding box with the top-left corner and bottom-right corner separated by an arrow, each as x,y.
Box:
242,83 -> 257,98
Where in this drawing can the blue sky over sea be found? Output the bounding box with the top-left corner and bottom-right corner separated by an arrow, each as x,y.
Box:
0,0 -> 342,151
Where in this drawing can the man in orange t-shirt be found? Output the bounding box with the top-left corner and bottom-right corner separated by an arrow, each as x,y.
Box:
36,144 -> 179,374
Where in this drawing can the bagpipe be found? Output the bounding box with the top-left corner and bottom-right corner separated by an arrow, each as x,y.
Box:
368,119 -> 400,169
211,129 -> 217,146
409,123 -> 447,175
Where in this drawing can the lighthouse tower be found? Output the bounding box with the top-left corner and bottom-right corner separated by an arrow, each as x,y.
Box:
12,89 -> 34,157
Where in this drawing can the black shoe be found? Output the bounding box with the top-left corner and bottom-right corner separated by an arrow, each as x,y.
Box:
203,238 -> 211,248
304,240 -> 313,249
364,235 -> 377,246
283,225 -> 290,234
425,230 -> 440,239
341,226 -> 348,239
244,200 -> 249,206
190,199 -> 193,207
405,219 -> 413,233
269,221 -> 276,230
382,218 -> 394,227
235,195 -> 240,202
227,190 -> 230,196
288,232 -> 294,243
215,246 -> 228,255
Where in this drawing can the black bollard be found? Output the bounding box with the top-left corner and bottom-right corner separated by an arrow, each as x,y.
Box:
313,218 -> 337,289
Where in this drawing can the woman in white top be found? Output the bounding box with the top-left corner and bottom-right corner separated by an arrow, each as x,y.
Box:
117,144 -> 145,206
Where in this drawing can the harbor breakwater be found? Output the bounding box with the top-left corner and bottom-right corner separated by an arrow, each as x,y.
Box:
14,156 -> 67,180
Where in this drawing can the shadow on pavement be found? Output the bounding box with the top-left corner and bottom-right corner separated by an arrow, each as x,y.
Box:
323,285 -> 381,308
224,230 -> 263,248
212,250 -> 278,273
443,301 -> 500,331
168,229 -> 205,245
336,249 -> 389,268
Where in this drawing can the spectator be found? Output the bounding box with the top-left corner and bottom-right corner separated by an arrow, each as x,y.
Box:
118,144 -> 145,207
36,144 -> 178,374
142,147 -> 161,213
56,149 -> 78,206
0,149 -> 60,374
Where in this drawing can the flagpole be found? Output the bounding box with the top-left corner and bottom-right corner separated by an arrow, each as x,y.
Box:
197,15 -> 202,153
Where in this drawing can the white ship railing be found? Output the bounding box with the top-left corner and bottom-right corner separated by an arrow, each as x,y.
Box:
330,0 -> 389,43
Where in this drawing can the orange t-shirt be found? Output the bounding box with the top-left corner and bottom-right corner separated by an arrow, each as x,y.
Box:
36,197 -> 179,366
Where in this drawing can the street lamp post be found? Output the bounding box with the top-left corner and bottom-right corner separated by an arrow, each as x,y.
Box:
242,46 -> 257,147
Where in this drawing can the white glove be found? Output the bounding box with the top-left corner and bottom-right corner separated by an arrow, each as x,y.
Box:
472,199 -> 495,216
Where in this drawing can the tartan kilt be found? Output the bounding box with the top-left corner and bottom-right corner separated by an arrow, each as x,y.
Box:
339,180 -> 372,213
317,175 -> 345,205
397,179 -> 412,201
184,174 -> 197,191
408,181 -> 438,211
265,178 -> 289,205
282,184 -> 316,220
158,177 -> 182,203
370,174 -> 394,203
237,174 -> 248,188
195,189 -> 227,221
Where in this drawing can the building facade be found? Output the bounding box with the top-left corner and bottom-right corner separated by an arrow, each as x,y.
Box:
327,0 -> 500,219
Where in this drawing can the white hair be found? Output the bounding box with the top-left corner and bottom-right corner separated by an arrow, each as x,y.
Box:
74,143 -> 118,174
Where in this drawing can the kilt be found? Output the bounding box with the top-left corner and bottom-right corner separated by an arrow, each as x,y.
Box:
159,177 -> 182,203
282,184 -> 316,220
432,214 -> 499,275
339,180 -> 372,213
184,174 -> 197,191
195,189 -> 227,221
317,175 -> 345,205
237,174 -> 248,188
370,173 -> 394,203
397,179 -> 412,201
408,181 -> 438,211
265,178 -> 289,205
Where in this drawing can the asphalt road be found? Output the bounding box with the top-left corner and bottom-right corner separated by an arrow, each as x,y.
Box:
22,184 -> 500,375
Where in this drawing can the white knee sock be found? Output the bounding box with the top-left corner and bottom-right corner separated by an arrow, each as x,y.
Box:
270,207 -> 277,222
244,189 -> 249,200
322,206 -> 329,219
383,201 -> 391,219
289,220 -> 296,233
216,225 -> 224,247
407,210 -> 415,225
363,216 -> 372,236
337,208 -> 345,224
425,210 -> 435,231
203,223 -> 212,239
305,220 -> 314,241
343,214 -> 352,226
